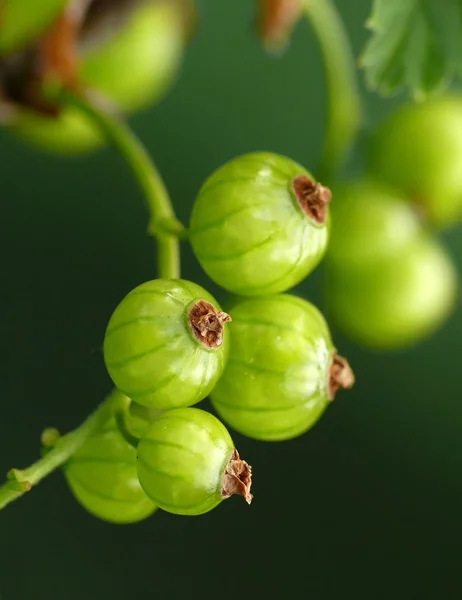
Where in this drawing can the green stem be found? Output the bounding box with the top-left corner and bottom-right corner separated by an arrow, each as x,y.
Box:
115,407 -> 141,450
0,390 -> 125,510
302,0 -> 361,183
53,87 -> 183,280
0,86 -> 184,510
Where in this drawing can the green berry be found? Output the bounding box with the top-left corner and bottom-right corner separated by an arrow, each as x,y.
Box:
64,408 -> 156,524
103,279 -> 231,410
210,294 -> 354,441
137,408 -> 253,516
80,2 -> 183,114
0,0 -> 68,55
368,96 -> 462,227
324,235 -> 458,349
189,152 -> 331,296
11,1 -> 184,154
326,179 -> 421,269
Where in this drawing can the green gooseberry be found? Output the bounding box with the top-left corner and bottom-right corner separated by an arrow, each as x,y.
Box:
210,294 -> 354,441
189,152 -> 331,296
0,0 -> 68,55
64,397 -> 157,524
368,96 -> 462,227
11,1 -> 184,154
326,179 -> 422,269
103,279 -> 231,410
136,408 -> 253,516
324,234 -> 458,349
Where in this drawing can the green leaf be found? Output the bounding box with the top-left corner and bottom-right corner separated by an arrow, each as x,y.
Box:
360,0 -> 462,100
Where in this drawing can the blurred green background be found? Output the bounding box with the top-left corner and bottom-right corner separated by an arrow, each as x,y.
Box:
1,1 -> 462,598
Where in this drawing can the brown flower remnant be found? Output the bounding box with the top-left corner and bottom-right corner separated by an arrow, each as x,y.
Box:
222,449 -> 253,504
256,0 -> 302,53
188,300 -> 231,349
328,352 -> 355,400
292,174 -> 332,225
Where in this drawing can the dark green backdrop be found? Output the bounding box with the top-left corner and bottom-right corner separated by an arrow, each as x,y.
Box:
1,2 -> 462,598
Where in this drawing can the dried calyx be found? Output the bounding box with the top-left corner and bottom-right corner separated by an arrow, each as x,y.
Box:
221,449 -> 253,504
328,352 -> 355,400
257,0 -> 302,53
188,300 -> 231,349
292,174 -> 332,225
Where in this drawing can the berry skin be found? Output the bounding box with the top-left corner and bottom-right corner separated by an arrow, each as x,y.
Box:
136,408 -> 253,516
210,294 -> 354,441
368,96 -> 462,227
103,279 -> 231,410
11,1 -> 184,154
324,235 -> 458,349
64,406 -> 157,524
189,152 -> 331,296
326,179 -> 421,269
0,0 -> 68,55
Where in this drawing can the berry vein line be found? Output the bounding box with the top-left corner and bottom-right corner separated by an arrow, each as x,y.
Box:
302,0 -> 361,183
0,87 -> 184,510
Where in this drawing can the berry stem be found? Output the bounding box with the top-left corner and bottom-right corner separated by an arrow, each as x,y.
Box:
115,405 -> 141,450
302,0 -> 361,183
0,390 -> 125,510
0,83 -> 186,510
48,84 -> 183,279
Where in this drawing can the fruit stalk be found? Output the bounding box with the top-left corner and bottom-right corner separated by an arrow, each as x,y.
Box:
0,389 -> 125,510
0,83 -> 188,510
48,84 -> 184,279
302,0 -> 361,182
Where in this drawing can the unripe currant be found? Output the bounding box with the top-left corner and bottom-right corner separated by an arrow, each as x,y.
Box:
137,408 -> 253,516
103,279 -> 231,410
324,235 -> 458,349
326,179 -> 422,269
0,0 -> 68,55
64,400 -> 157,524
189,152 -> 331,296
210,294 -> 354,441
368,96 -> 462,227
11,1 -> 184,154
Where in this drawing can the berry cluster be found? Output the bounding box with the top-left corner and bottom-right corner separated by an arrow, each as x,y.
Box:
5,0 -> 453,524
66,152 -> 355,521
323,98 -> 461,349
